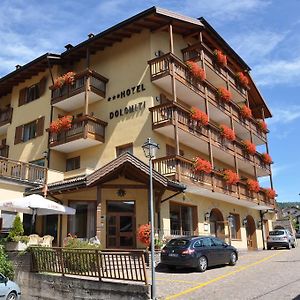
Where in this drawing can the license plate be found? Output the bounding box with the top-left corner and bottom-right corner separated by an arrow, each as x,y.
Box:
169,253 -> 179,257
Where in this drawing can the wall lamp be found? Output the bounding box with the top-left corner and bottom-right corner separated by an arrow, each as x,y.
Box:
242,217 -> 248,226
227,215 -> 234,226
204,212 -> 210,222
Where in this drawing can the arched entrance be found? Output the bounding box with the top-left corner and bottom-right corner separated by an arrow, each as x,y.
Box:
245,215 -> 257,250
210,208 -> 225,239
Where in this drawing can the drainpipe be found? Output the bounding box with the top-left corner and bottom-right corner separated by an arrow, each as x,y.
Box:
260,210 -> 266,250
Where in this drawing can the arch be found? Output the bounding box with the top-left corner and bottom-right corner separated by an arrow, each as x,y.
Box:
210,208 -> 225,239
245,215 -> 258,250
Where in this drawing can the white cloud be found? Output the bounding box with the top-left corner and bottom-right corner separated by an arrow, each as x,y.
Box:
267,106 -> 300,125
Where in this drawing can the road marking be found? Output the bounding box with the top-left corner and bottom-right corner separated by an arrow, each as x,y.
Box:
165,252 -> 282,300
157,278 -> 199,284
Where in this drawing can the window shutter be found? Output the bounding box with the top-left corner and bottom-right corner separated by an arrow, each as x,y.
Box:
18,88 -> 27,106
14,125 -> 23,144
36,116 -> 45,137
38,76 -> 47,97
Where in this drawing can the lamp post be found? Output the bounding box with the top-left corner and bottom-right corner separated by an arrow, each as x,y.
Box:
142,138 -> 159,300
227,215 -> 234,245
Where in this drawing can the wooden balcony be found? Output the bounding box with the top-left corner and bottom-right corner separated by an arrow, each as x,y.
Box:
0,145 -> 9,158
148,53 -> 267,145
153,155 -> 275,210
49,115 -> 107,153
0,156 -> 47,185
50,69 -> 108,112
0,107 -> 13,135
150,103 -> 271,177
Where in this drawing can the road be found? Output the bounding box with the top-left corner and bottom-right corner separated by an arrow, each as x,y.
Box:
155,246 -> 300,299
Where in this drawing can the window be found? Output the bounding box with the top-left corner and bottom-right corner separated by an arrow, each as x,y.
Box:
23,121 -> 37,142
26,84 -> 40,103
193,239 -> 202,248
116,143 -> 133,157
202,237 -> 212,247
66,156 -> 80,171
229,213 -> 241,240
211,237 -> 224,246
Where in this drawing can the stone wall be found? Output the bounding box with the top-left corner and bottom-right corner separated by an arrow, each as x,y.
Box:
9,252 -> 149,300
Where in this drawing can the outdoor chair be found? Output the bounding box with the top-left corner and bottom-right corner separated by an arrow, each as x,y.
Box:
27,234 -> 42,247
40,235 -> 54,247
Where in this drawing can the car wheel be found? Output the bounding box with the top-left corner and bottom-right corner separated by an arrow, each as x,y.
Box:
229,252 -> 237,266
197,256 -> 208,272
286,242 -> 291,250
267,246 -> 271,250
6,292 -> 17,300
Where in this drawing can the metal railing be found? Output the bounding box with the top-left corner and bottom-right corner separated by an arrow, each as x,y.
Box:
0,156 -> 47,185
30,247 -> 147,284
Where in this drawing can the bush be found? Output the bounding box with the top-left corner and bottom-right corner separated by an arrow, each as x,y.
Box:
7,215 -> 24,242
0,247 -> 14,279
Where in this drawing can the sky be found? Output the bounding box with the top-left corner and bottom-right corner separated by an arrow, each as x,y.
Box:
0,0 -> 299,203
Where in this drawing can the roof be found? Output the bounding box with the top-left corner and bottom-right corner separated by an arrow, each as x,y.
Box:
27,152 -> 185,194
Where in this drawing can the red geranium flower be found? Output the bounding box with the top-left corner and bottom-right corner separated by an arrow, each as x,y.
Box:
262,153 -> 272,164
240,105 -> 252,119
247,179 -> 260,192
217,87 -> 232,103
186,61 -> 206,81
243,140 -> 256,155
264,188 -> 276,199
137,224 -> 151,247
194,157 -> 212,174
236,72 -> 249,87
223,169 -> 240,185
191,107 -> 209,126
213,49 -> 227,66
220,124 -> 236,141
258,120 -> 268,133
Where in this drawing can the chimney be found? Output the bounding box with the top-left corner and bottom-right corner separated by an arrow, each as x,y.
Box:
64,44 -> 73,50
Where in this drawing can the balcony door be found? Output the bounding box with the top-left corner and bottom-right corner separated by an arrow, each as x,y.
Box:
107,201 -> 136,249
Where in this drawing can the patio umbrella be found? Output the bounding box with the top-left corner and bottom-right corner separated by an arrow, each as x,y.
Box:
0,194 -> 76,233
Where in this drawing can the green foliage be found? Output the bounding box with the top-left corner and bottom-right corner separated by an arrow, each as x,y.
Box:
7,215 -> 24,241
277,202 -> 300,209
64,234 -> 101,250
11,236 -> 29,244
0,247 -> 14,279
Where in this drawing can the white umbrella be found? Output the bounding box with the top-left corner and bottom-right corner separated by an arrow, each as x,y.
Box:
0,194 -> 76,215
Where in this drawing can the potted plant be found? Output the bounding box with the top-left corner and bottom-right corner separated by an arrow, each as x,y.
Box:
49,115 -> 73,134
213,49 -> 227,66
186,61 -> 206,81
223,169 -> 240,185
220,124 -> 236,141
137,224 -> 151,265
5,215 -> 29,251
247,179 -> 260,193
53,71 -> 76,89
243,140 -> 256,155
191,107 -> 208,126
262,153 -> 273,164
240,105 -> 252,119
264,188 -> 276,199
258,120 -> 268,133
236,72 -> 249,87
194,157 -> 212,174
217,87 -> 232,103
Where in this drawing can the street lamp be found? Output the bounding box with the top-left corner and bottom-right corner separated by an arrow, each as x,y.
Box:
227,215 -> 234,245
142,138 -> 159,300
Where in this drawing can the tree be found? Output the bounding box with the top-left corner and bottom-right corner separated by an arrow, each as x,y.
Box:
7,215 -> 24,241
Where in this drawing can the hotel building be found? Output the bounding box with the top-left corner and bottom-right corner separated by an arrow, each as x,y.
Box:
0,7 -> 276,250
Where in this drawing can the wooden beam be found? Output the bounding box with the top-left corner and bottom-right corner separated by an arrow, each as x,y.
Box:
100,184 -> 148,189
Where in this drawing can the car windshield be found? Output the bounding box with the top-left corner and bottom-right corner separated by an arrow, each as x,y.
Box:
270,231 -> 285,236
167,239 -> 190,247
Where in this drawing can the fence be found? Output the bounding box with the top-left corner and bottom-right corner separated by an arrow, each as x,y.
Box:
30,247 -> 148,285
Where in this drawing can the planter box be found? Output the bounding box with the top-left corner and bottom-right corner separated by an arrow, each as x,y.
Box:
5,241 -> 27,252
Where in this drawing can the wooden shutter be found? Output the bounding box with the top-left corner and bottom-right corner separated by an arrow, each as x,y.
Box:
14,125 -> 23,144
38,76 -> 47,97
18,88 -> 27,106
36,116 -> 45,137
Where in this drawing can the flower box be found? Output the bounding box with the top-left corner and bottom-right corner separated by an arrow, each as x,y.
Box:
243,140 -> 256,155
236,72 -> 249,87
5,241 -> 27,252
264,188 -> 276,199
186,61 -> 206,81
240,105 -> 252,119
217,87 -> 232,103
213,49 -> 227,66
247,179 -> 260,193
223,169 -> 240,185
191,107 -> 208,126
49,115 -> 73,134
53,71 -> 76,89
220,124 -> 236,141
258,120 -> 268,133
262,153 -> 272,164
194,157 -> 212,174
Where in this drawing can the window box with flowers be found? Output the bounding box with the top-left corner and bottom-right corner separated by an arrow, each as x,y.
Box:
236,72 -> 249,88
243,140 -> 256,156
220,124 -> 236,142
186,61 -> 206,81
49,115 -> 73,134
247,179 -> 260,193
194,157 -> 212,174
261,153 -> 273,165
217,87 -> 232,103
240,105 -> 252,119
190,107 -> 208,128
223,169 -> 239,186
213,49 -> 227,67
258,120 -> 268,133
53,72 -> 76,89
263,188 -> 276,200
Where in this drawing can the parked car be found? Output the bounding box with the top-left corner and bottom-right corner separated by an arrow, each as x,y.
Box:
267,229 -> 296,250
296,230 -> 300,239
0,273 -> 21,300
160,236 -> 238,272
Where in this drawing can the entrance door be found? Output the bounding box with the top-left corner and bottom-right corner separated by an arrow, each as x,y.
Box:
107,201 -> 135,249
245,215 -> 257,250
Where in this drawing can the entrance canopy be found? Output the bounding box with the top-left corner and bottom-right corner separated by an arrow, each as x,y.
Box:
0,194 -> 76,215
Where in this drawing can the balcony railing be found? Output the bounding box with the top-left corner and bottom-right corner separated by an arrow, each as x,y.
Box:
148,53 -> 267,143
0,145 -> 9,158
150,103 -> 271,175
49,115 -> 107,149
50,69 -> 108,109
0,156 -> 47,185
0,107 -> 13,127
153,155 -> 274,207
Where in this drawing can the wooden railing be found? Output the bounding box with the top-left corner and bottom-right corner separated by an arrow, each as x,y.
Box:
0,107 -> 13,127
150,103 -> 271,174
51,69 -> 108,104
0,145 -> 9,158
30,247 -> 147,284
49,115 -> 107,147
0,156 -> 47,185
153,155 -> 274,207
148,53 -> 267,142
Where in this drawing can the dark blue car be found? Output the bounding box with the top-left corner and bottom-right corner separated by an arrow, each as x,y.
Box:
160,236 -> 238,272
